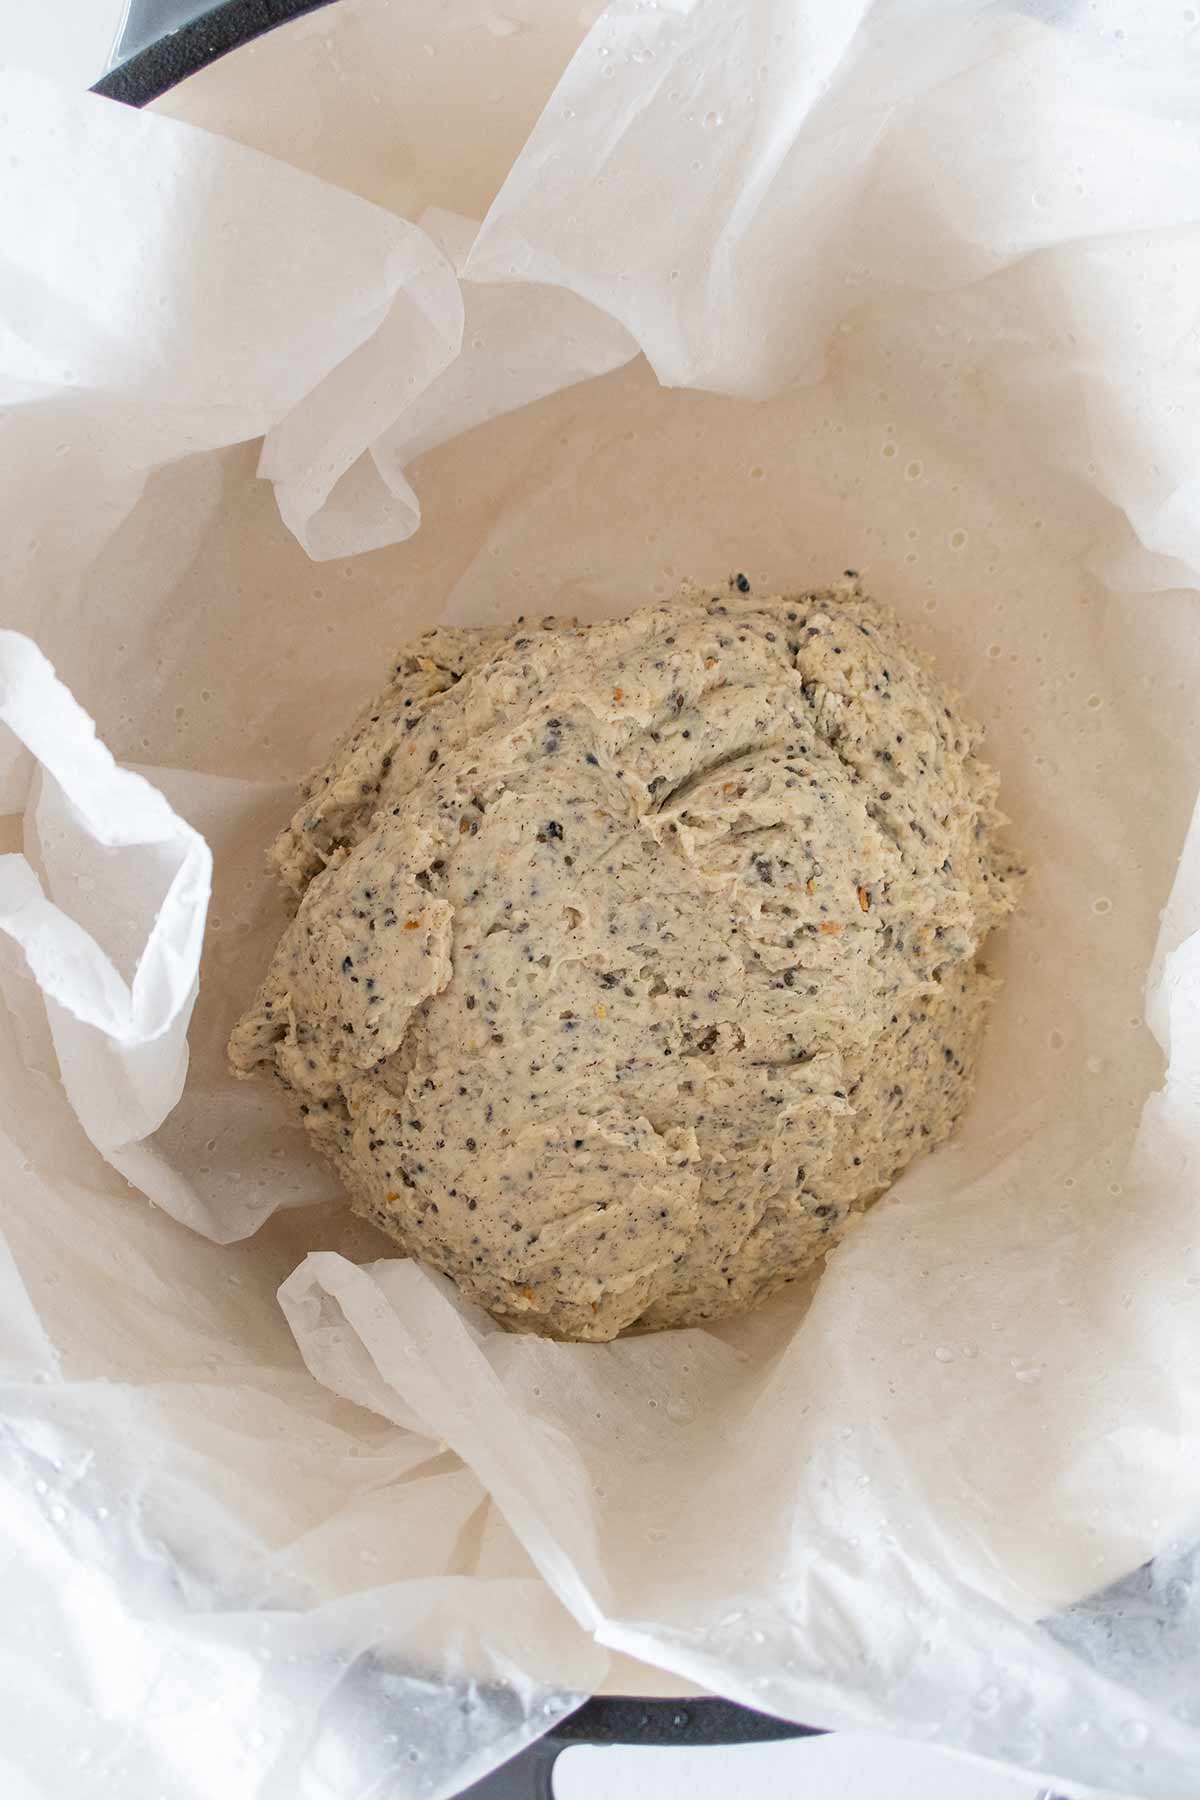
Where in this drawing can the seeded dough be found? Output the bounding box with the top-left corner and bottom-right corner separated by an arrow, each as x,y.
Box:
230,578 -> 1019,1341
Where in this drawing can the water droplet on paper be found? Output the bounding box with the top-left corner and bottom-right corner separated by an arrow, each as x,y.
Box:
1092,896 -> 1112,915
905,459 -> 923,480
933,1344 -> 957,1363
1119,1719 -> 1149,1750
702,110 -> 724,129
748,464 -> 765,480
881,442 -> 897,458
949,528 -> 968,549
1014,1364 -> 1043,1386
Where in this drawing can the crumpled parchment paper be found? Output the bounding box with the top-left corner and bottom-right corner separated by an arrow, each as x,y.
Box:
4,0 -> 1200,1793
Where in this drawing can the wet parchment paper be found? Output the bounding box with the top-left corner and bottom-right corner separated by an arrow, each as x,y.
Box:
4,0 -> 1200,1793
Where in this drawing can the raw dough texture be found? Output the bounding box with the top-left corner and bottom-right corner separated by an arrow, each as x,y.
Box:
230,579 -> 1019,1340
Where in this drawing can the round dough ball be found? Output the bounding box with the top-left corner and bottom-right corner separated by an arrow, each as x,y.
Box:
230,579 -> 1019,1340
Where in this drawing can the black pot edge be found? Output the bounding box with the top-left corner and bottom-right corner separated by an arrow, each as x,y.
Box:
90,0 -> 825,1762
548,1694 -> 819,1747
92,0 -> 341,107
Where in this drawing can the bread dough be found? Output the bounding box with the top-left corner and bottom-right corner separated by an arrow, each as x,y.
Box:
230,578 -> 1019,1340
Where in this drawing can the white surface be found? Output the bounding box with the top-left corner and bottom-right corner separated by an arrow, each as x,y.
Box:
5,0 -> 123,86
0,8 -> 1086,1800
553,1735 -> 1040,1800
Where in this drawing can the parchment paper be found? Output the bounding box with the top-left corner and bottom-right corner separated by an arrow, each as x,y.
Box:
4,0 -> 1200,1793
